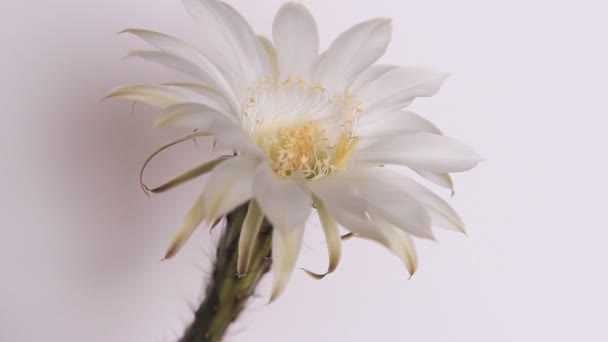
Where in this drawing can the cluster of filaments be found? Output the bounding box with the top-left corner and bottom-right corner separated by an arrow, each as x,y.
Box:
241,76 -> 362,179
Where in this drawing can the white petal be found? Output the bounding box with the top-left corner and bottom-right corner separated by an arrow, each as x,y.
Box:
413,170 -> 454,192
237,200 -> 265,275
120,28 -> 239,111
126,50 -> 220,89
311,176 -> 420,275
350,64 -> 398,92
251,165 -> 311,302
154,102 -> 235,129
257,35 -> 279,82
182,0 -> 269,85
202,155 -> 259,220
103,84 -> 188,108
357,110 -> 442,139
393,176 -> 464,233
161,82 -> 229,113
161,82 -> 221,96
355,132 -> 482,173
272,3 -> 319,80
270,225 -> 304,302
153,102 -> 263,157
139,131 -> 213,195
147,158 -> 226,194
358,67 -> 448,112
315,18 -> 392,92
211,120 -> 265,158
309,178 -> 385,245
354,109 -> 455,192
355,175 -> 434,239
361,167 -> 465,233
253,163 -> 312,231
163,192 -> 206,259
310,195 -> 342,277
374,217 -> 419,276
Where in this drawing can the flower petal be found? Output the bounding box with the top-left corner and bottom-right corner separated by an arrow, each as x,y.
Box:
315,18 -> 392,92
213,121 -> 266,158
159,81 -> 228,112
163,192 -> 206,259
309,178 -> 385,245
355,132 -> 482,173
120,28 -> 238,111
146,157 -> 227,194
270,224 -> 304,302
257,35 -> 279,82
154,102 -> 235,128
350,64 -> 398,92
413,170 -> 454,193
354,175 -> 434,239
153,103 -> 264,157
161,82 -> 221,96
312,175 -> 421,275
202,155 -> 260,221
394,176 -> 464,233
357,110 -> 442,139
308,195 -> 342,278
126,50 -> 220,90
139,131 -> 213,195
374,217 -> 419,276
251,165 -> 311,302
272,3 -> 319,80
103,84 -> 189,108
358,67 -> 448,112
253,163 -> 312,231
360,167 -> 465,233
237,200 -> 265,275
182,0 -> 269,85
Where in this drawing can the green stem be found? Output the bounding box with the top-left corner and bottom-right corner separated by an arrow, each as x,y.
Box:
179,203 -> 273,342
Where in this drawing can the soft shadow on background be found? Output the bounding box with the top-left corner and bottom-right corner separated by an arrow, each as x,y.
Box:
1,0 -> 607,341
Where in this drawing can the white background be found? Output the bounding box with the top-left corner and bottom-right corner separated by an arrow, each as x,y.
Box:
2,0 -> 607,341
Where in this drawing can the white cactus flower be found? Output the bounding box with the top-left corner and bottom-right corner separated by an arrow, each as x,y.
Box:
106,0 -> 481,301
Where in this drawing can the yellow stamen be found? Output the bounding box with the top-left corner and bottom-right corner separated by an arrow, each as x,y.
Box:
245,78 -> 363,180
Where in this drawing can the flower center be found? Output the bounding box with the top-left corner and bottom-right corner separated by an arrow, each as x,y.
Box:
241,77 -> 362,179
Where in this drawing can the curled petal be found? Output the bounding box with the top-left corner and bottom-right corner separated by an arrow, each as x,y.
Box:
147,157 -> 227,194
305,195 -> 342,279
140,131 -> 213,195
